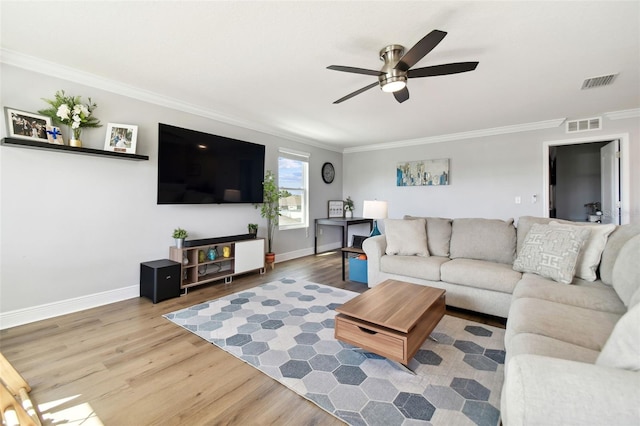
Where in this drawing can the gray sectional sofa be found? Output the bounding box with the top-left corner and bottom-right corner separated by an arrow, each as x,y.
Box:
363,216 -> 640,425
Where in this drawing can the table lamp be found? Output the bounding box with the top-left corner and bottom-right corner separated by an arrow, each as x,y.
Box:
362,200 -> 388,236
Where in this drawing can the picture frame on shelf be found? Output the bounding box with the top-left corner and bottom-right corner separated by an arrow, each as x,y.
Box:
104,123 -> 138,154
4,107 -> 52,143
45,126 -> 64,145
328,200 -> 344,218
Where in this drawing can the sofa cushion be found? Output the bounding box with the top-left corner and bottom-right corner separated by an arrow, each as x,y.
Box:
512,273 -> 626,314
404,215 -> 452,257
384,218 -> 429,256
600,224 -> 640,286
506,332 -> 600,365
502,354 -> 640,426
612,234 -> 640,307
550,221 -> 616,281
440,258 -> 521,293
449,218 -> 516,265
380,255 -> 448,281
596,304 -> 640,371
513,223 -> 591,284
505,297 -> 620,351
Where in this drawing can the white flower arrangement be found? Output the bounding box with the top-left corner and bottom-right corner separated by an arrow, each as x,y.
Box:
39,90 -> 101,139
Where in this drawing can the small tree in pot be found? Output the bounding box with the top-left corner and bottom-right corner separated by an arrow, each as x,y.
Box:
256,170 -> 290,264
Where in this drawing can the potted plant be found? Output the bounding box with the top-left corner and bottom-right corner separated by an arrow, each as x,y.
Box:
248,223 -> 258,237
38,90 -> 102,147
172,227 -> 188,248
255,170 -> 290,266
344,196 -> 354,218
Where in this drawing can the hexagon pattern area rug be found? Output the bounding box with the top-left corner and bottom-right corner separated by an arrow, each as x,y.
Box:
164,279 -> 505,426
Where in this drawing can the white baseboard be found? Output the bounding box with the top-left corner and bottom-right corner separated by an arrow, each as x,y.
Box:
0,285 -> 139,330
0,244 -> 344,330
276,242 -> 342,263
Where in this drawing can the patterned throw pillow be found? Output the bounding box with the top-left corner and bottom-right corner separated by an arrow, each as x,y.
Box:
513,223 -> 591,284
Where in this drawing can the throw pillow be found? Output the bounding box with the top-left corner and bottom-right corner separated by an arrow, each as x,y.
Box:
550,221 -> 616,281
612,234 -> 640,307
513,223 -> 591,284
404,216 -> 452,257
596,304 -> 640,371
384,218 -> 430,257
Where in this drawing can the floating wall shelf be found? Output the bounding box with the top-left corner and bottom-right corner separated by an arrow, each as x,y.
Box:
1,137 -> 149,161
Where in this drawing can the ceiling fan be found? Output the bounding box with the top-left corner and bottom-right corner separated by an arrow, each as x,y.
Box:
327,29 -> 479,104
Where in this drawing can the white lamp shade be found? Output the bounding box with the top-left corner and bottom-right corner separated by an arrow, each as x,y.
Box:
362,200 -> 388,219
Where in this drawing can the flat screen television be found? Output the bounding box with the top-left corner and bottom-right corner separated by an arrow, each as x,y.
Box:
157,123 -> 265,204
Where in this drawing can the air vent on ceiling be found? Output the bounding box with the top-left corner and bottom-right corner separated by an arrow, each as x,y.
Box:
566,117 -> 602,133
581,73 -> 618,89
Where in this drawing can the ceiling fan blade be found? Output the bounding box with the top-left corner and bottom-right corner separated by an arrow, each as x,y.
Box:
395,30 -> 447,71
393,87 -> 409,103
327,65 -> 384,76
333,81 -> 380,104
407,62 -> 479,78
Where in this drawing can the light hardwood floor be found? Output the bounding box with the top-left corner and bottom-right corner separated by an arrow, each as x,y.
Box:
0,251 -> 505,425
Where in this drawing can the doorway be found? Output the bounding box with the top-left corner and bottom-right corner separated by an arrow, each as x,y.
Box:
543,133 -> 630,225
549,141 -> 619,223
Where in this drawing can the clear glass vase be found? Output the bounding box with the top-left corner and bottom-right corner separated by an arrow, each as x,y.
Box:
69,126 -> 82,147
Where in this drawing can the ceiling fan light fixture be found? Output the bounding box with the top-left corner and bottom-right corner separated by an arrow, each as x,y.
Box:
381,79 -> 406,93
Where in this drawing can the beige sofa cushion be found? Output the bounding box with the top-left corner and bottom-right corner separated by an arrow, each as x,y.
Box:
596,304 -> 640,371
505,297 -> 620,351
513,223 -> 591,284
449,218 -> 516,265
440,258 -> 521,293
380,255 -> 448,281
550,221 -> 616,281
612,234 -> 640,307
384,218 -> 429,256
506,332 -> 600,365
513,273 -> 626,314
404,215 -> 452,257
600,224 -> 640,286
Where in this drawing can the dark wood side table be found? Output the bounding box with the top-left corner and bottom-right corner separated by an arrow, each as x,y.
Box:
341,247 -> 365,281
314,217 -> 373,254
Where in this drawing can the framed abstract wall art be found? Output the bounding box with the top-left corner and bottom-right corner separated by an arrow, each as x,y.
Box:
397,159 -> 449,186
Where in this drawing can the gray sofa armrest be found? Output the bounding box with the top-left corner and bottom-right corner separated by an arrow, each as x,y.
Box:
502,354 -> 640,426
363,235 -> 386,287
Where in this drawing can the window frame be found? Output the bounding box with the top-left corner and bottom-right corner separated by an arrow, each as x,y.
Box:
277,148 -> 310,231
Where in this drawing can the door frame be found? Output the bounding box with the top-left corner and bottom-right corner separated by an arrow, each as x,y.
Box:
542,133 -> 630,224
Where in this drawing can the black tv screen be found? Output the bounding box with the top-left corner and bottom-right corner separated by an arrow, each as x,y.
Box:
157,123 -> 265,204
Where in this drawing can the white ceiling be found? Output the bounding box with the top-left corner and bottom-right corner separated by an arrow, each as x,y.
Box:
1,1 -> 639,151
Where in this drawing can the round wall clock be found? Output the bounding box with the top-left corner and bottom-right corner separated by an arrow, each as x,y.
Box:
322,162 -> 335,184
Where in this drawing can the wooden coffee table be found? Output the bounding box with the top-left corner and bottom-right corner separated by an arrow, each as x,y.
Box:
335,279 -> 445,373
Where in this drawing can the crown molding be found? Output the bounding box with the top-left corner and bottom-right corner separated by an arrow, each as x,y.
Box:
2,49 -> 635,155
604,108 -> 640,121
343,118 -> 567,153
0,48 -> 342,153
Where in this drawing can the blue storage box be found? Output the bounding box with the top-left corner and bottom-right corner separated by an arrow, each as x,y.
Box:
349,257 -> 368,283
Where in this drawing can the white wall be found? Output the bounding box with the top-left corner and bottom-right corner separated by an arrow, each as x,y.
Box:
0,64 -> 343,322
343,118 -> 639,228
2,63 -> 638,328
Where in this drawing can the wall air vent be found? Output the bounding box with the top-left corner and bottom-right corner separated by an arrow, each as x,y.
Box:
581,73 -> 618,89
566,117 -> 602,133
